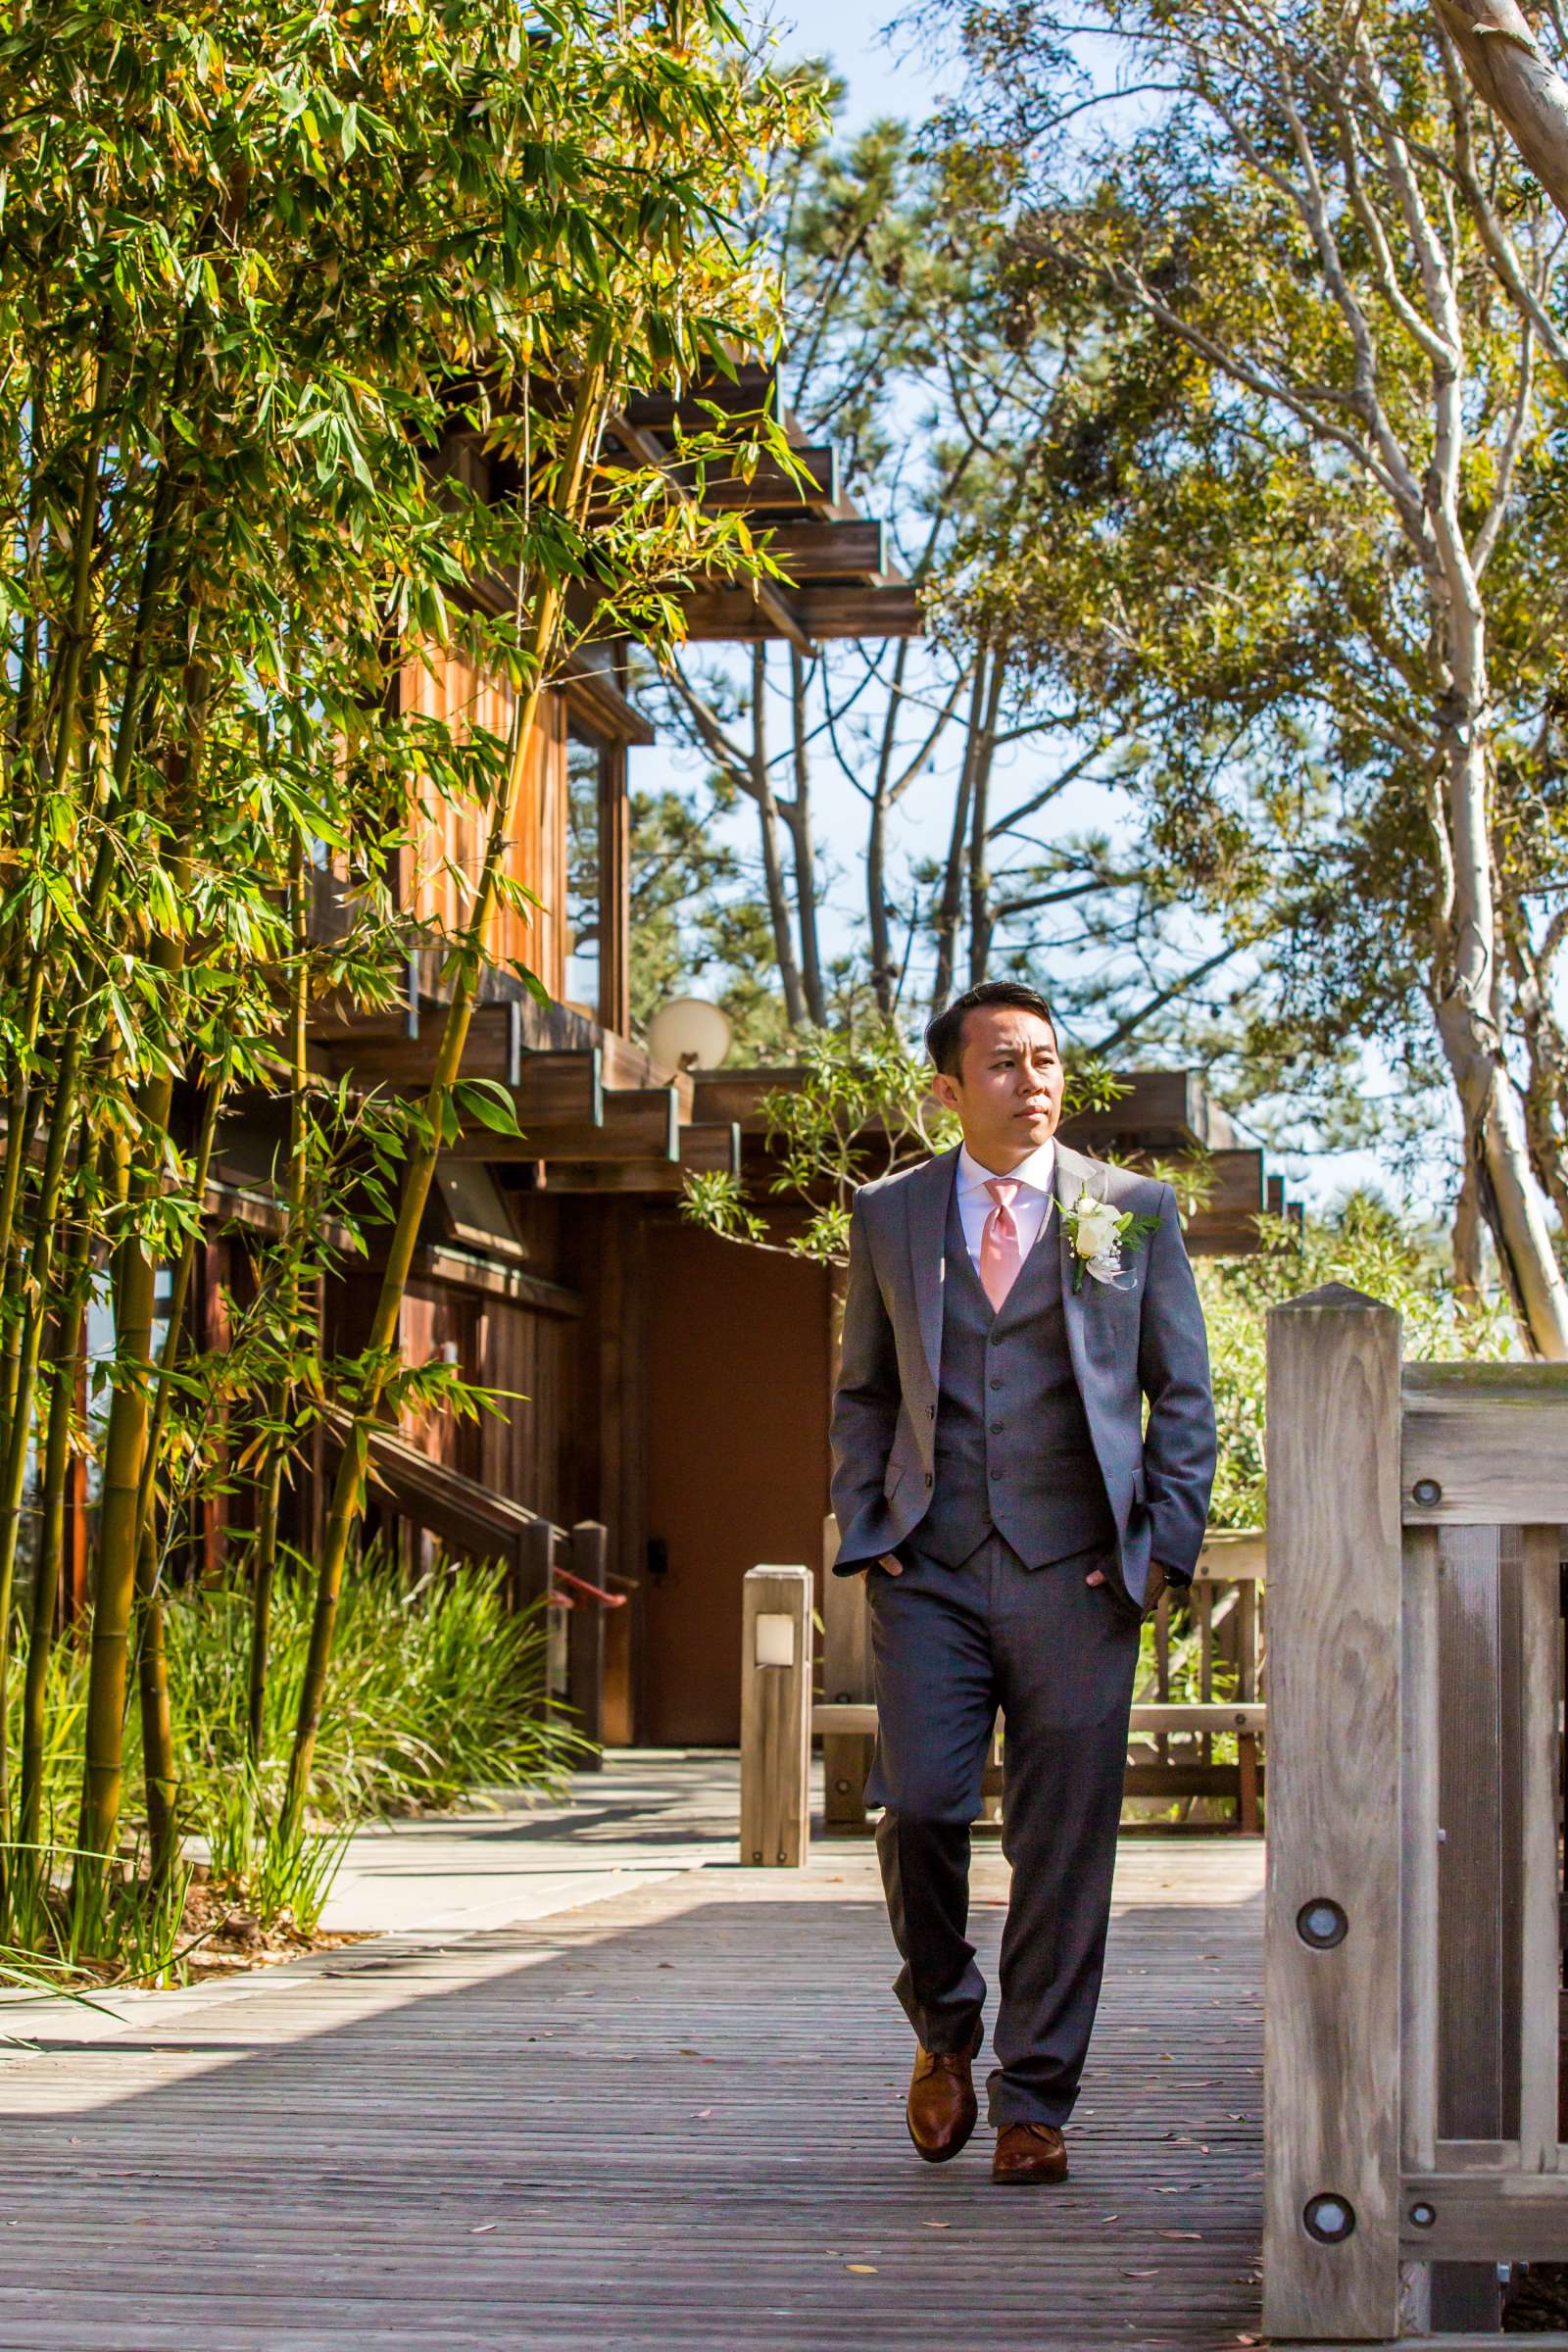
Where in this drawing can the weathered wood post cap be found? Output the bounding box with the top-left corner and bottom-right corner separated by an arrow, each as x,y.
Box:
1266,1281 -> 1400,1319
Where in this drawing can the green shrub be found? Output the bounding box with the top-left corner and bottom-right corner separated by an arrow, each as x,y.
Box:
1196,1192 -> 1515,1530
7,1550 -> 585,1873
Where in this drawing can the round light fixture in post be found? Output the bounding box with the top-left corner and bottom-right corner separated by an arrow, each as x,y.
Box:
647,995 -> 733,1074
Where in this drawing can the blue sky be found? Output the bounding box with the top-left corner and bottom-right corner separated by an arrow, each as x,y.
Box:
757,0 -> 939,122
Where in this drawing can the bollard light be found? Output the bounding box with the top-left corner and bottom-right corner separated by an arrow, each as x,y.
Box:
754,1612 -> 797,1667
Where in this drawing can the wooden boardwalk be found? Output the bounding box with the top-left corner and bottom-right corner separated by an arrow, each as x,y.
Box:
0,1804 -> 1263,2351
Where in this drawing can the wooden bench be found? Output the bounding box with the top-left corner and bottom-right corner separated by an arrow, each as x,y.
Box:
740,1521 -> 1268,1866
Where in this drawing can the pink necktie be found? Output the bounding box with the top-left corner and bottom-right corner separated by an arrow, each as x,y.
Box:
979,1178 -> 1023,1310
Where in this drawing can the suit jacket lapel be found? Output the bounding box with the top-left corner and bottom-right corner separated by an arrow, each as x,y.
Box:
905,1147 -> 958,1394
1053,1141 -> 1097,1394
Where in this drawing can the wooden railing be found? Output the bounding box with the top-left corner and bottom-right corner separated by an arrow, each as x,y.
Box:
322,1410 -> 617,1756
740,1518 -> 1269,1866
1263,1287 -> 1567,2343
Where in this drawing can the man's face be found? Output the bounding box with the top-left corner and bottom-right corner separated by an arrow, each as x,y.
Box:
931,1006 -> 1065,1168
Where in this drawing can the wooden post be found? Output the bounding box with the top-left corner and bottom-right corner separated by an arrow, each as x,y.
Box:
820,1515 -> 874,1833
597,739 -> 630,1040
566,1519 -> 609,1766
512,1514 -> 555,1614
1518,1525 -> 1562,2176
740,1564 -> 812,1868
1263,1285 -> 1404,2345
1237,1577 -> 1261,1834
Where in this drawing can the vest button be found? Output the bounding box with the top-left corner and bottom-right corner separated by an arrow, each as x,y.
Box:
989,1378 -> 1003,1391
991,1419 -> 1004,1434
993,1466 -> 1006,1480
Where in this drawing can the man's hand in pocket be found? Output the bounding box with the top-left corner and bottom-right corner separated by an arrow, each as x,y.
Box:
858,1552 -> 905,1579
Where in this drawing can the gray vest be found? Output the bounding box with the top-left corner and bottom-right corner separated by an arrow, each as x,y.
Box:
914,1177 -> 1115,1569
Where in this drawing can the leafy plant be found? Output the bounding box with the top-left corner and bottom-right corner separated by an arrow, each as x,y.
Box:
684,1020 -> 1126,1261
1197,1195 -> 1516,1532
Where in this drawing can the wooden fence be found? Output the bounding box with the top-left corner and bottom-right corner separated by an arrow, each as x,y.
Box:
1263,1285 -> 1567,2343
740,1518 -> 1268,1868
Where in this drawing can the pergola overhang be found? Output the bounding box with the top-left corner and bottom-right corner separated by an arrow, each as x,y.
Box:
306,1000 -> 1290,1253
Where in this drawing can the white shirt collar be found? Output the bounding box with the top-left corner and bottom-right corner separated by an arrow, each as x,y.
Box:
956,1138 -> 1057,1199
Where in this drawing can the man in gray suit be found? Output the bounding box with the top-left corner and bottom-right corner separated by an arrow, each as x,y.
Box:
830,979 -> 1215,2184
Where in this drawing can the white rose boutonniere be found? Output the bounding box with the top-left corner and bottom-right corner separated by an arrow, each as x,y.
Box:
1057,1177 -> 1162,1294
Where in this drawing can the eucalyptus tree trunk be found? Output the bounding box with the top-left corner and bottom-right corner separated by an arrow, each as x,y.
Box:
784,648 -> 827,1027
747,644 -> 808,1030
1433,0 -> 1568,222
932,652 -> 988,1009
965,652 -> 1007,986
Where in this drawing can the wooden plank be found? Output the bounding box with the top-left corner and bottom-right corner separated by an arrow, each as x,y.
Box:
1398,2171 -> 1568,2260
677,1121 -> 742,1178
1262,1285 -> 1404,2344
810,1699 -> 1268,1738
760,517 -> 887,581
446,1087 -> 680,1165
1402,1363 -> 1568,1522
1401,1528 -> 1442,2177
695,443 -> 840,511
0,1827 -> 1269,2351
618,362 -> 777,431
675,584 -> 922,640
1520,1524 -> 1562,2174
690,1067 -> 806,1128
739,1565 -> 812,1867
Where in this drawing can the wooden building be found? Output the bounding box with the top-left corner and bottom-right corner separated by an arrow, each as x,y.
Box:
205,368 -> 1286,1751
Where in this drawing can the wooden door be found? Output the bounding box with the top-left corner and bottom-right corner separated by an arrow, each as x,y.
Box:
642,1223 -> 831,1746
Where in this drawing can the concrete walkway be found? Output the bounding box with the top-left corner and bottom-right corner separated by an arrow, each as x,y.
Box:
0,1756 -> 1264,2350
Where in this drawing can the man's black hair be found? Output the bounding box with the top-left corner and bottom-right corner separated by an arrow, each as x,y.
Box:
925,980 -> 1057,1078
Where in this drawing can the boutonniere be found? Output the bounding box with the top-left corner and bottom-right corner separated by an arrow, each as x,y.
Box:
1056,1178 -> 1162,1294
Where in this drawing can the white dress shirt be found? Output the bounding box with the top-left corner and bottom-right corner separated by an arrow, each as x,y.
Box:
955,1141 -> 1057,1270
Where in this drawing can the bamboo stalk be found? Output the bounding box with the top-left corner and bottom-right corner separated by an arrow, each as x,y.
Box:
281,359 -> 610,1837
16,1138 -> 97,1858
133,1519 -> 177,1887
0,484 -> 193,1760
249,845 -> 311,1759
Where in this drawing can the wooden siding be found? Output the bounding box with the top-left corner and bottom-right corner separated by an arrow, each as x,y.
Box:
399,652 -> 569,1003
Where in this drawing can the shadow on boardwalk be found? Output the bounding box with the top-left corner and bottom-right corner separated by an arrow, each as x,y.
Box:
0,1789 -> 1262,2352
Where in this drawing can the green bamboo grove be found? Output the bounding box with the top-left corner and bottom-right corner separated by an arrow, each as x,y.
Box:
0,0 -> 808,1968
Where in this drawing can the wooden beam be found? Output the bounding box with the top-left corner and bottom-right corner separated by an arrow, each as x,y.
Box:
696,443 -> 841,513
1397,2172 -> 1568,2260
760,518 -> 888,582
559,656 -> 657,748
619,365 -> 777,433
540,1121 -> 741,1194
1402,1362 -> 1568,1521
607,409 -> 815,657
1058,1069 -> 1243,1153
448,1085 -> 680,1164
676,582 -> 920,640
691,1066 -> 806,1129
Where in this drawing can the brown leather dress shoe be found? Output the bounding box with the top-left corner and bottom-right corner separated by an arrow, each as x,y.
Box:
992,2122 -> 1069,2184
906,2023 -> 983,2164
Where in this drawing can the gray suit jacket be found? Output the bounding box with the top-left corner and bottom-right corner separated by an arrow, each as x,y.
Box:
829,1142 -> 1217,1609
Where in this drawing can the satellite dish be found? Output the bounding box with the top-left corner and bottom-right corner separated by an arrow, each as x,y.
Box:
647,996 -> 733,1072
